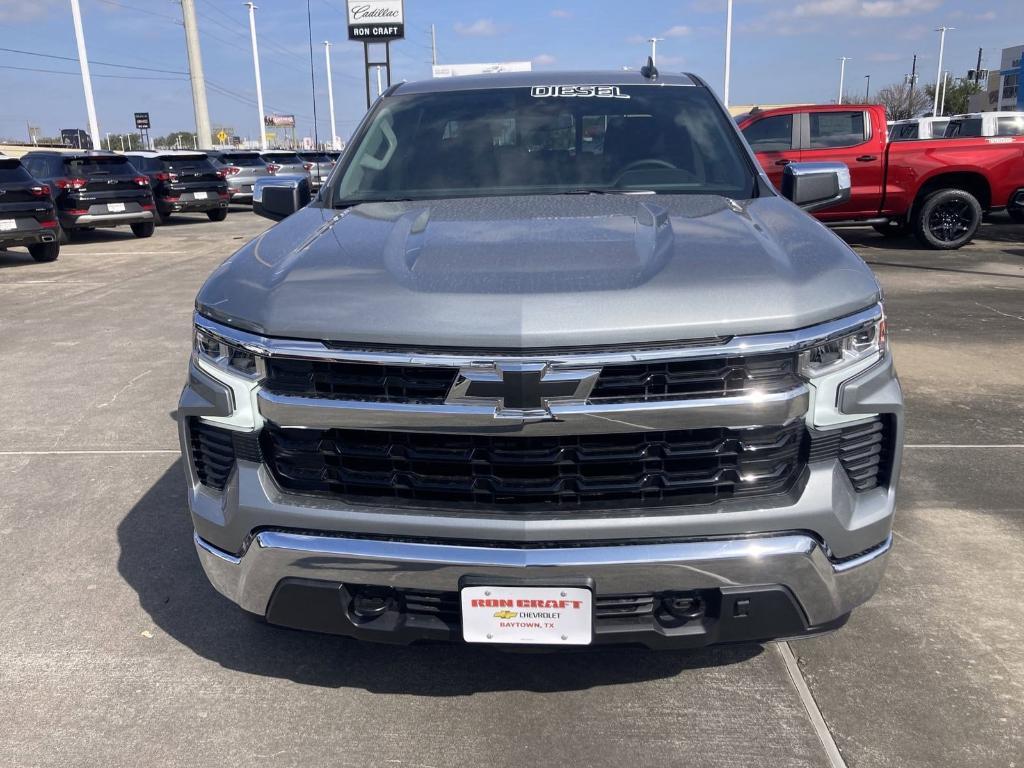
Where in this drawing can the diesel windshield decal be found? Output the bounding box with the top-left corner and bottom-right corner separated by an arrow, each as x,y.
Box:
531,85 -> 630,99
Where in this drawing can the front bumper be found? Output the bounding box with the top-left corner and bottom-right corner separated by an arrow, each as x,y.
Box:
194,528 -> 890,648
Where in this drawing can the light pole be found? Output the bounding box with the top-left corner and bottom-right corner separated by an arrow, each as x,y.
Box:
838,57 -> 851,104
864,74 -> 871,101
245,2 -> 267,150
181,0 -> 213,149
69,0 -> 100,150
939,70 -> 950,115
933,26 -> 954,115
723,0 -> 733,107
647,37 -> 664,66
324,41 -> 338,150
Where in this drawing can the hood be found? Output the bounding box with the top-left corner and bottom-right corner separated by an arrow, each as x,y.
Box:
197,194 -> 881,348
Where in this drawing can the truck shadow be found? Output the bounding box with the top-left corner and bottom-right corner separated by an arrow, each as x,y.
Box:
116,461 -> 763,695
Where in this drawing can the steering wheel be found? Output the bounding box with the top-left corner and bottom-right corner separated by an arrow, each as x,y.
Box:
614,158 -> 678,184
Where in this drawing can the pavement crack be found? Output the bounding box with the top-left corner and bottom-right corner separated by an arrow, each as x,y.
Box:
96,369 -> 152,409
776,642 -> 849,768
975,301 -> 1024,322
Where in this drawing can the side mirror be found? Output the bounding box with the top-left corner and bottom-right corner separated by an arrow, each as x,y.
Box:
253,175 -> 311,221
781,162 -> 851,213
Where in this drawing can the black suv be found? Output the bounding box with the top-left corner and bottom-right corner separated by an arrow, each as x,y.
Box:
20,150 -> 155,240
0,155 -> 60,262
124,151 -> 229,224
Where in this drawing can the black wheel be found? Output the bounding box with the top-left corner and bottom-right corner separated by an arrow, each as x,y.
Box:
913,188 -> 982,250
131,221 -> 155,238
28,241 -> 60,262
206,207 -> 228,222
872,220 -> 909,238
1009,207 -> 1024,224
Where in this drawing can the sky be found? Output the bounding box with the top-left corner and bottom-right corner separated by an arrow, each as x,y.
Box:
0,0 -> 1021,143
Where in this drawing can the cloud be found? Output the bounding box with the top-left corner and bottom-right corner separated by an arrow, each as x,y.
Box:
663,25 -> 692,37
791,0 -> 941,17
454,19 -> 498,37
532,53 -> 557,66
0,0 -> 63,22
626,34 -> 648,44
550,9 -> 572,18
867,52 -> 904,62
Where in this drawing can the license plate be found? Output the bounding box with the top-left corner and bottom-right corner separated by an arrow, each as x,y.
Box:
107,202 -> 126,213
0,219 -> 15,231
461,586 -> 593,645
193,191 -> 208,200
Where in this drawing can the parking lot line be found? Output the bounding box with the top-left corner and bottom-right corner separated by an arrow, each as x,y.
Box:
777,642 -> 848,768
904,444 -> 1024,449
0,449 -> 180,455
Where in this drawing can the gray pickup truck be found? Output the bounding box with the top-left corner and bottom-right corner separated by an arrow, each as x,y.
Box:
179,70 -> 903,649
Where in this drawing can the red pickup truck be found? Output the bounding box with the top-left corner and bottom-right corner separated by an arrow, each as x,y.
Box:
737,104 -> 1024,249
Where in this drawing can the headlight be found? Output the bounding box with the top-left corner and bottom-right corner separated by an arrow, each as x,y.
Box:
194,326 -> 263,378
798,313 -> 886,378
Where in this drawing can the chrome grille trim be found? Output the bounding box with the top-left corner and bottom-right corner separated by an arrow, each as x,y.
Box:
194,304 -> 883,368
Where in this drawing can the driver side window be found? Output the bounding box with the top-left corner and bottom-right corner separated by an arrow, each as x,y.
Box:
742,115 -> 793,152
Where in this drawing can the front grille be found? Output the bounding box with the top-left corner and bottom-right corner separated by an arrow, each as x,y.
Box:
188,418 -> 262,491
808,417 -> 891,491
264,358 -> 457,403
588,353 -> 799,402
402,590 -> 660,624
262,353 -> 799,405
260,422 -> 806,511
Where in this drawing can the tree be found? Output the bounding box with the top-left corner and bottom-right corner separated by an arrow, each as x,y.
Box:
154,131 -> 198,150
924,78 -> 982,117
873,82 -> 932,121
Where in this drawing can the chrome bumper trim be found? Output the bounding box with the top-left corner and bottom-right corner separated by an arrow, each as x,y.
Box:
194,530 -> 892,626
256,386 -> 809,434
70,211 -> 154,224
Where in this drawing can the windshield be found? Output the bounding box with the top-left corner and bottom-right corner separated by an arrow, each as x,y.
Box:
331,85 -> 754,204
64,156 -> 132,176
161,155 -> 217,172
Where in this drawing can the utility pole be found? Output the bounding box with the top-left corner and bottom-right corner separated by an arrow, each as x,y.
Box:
906,53 -> 918,118
180,0 -> 213,149
838,57 -> 851,104
974,48 -> 983,84
933,26 -> 954,115
119,135 -> 125,151
939,70 -> 950,115
864,74 -> 871,101
723,0 -> 733,107
430,23 -> 437,66
324,41 -> 338,150
105,131 -> 111,150
245,2 -> 267,150
647,37 -> 664,66
376,65 -> 383,97
69,0 -> 100,150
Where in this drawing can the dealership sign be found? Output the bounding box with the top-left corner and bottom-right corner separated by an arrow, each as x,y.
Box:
346,0 -> 404,42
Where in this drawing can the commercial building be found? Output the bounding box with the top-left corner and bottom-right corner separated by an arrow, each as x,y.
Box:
969,44 -> 1023,112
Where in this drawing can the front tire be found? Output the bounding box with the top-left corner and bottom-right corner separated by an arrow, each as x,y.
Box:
206,208 -> 228,222
28,241 -> 60,262
913,188 -> 982,250
131,221 -> 155,238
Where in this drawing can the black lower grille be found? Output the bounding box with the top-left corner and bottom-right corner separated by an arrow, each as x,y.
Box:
261,422 -> 806,511
401,589 -> 660,624
188,419 -> 262,491
808,417 -> 891,492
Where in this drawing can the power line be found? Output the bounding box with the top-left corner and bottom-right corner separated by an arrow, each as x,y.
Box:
94,0 -> 182,22
0,46 -> 188,75
0,63 -> 185,81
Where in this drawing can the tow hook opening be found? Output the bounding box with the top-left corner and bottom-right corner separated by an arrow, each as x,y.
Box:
349,587 -> 394,621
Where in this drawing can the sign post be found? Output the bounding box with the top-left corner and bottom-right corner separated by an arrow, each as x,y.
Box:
134,111 -> 151,150
346,0 -> 405,109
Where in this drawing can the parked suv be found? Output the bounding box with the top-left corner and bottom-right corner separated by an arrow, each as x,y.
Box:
0,154 -> 60,262
296,151 -> 336,189
21,150 -> 155,240
259,150 -> 311,182
180,70 -> 903,649
206,151 -> 272,203
123,151 -> 229,223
